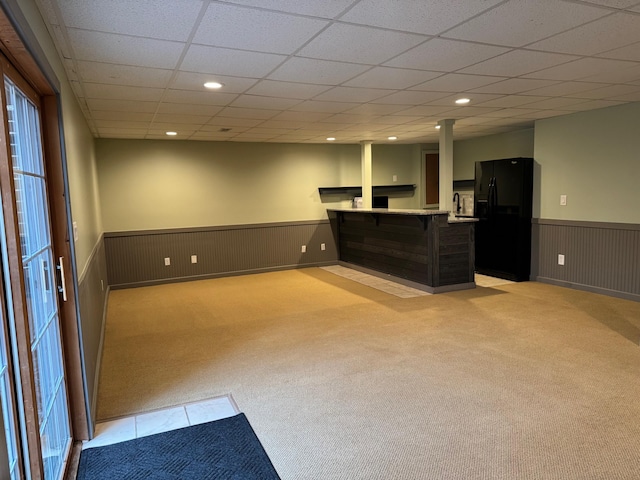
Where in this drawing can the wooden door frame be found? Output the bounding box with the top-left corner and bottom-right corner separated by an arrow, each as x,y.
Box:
0,1 -> 89,475
422,149 -> 440,209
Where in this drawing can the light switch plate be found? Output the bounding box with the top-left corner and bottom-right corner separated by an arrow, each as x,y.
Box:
73,221 -> 78,241
560,195 -> 567,206
558,254 -> 565,266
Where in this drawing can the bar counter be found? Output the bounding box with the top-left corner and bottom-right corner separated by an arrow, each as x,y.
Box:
327,208 -> 476,293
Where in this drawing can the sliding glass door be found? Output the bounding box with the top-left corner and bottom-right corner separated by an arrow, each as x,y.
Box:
0,64 -> 71,479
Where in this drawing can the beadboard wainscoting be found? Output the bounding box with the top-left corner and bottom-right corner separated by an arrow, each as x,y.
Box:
532,219 -> 640,302
104,220 -> 338,288
77,236 -> 110,431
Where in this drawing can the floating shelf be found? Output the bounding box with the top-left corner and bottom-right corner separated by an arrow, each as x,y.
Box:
453,179 -> 474,189
318,184 -> 416,196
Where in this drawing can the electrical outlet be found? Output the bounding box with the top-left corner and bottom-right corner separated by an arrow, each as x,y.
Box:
301,245 -> 306,253
560,195 -> 567,206
73,221 -> 78,242
321,243 -> 326,251
164,257 -> 171,266
392,174 -> 397,182
191,255 -> 197,264
558,254 -> 565,266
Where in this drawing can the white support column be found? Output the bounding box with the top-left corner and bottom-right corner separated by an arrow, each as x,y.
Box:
361,140 -> 373,209
438,119 -> 455,214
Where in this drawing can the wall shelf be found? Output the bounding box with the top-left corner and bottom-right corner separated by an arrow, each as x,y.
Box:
318,184 -> 416,196
453,179 -> 474,190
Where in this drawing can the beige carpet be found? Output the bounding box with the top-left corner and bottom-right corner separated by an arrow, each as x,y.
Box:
97,267 -> 640,479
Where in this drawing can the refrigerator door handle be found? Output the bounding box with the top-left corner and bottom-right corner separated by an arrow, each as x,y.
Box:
491,176 -> 497,210
488,176 -> 495,214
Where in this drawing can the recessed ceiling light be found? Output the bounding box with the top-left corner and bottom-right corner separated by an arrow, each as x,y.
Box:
455,98 -> 471,105
326,137 -> 336,141
388,136 -> 398,141
166,131 -> 177,136
204,81 -> 223,89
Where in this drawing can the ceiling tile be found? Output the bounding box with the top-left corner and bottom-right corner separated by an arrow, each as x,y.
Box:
97,128 -> 150,136
470,78 -> 560,94
561,99 -> 626,110
343,104 -> 413,115
392,105 -> 458,116
578,0 -> 639,9
523,57 -> 637,81
204,117 -> 263,127
76,61 -> 173,88
372,90 -> 451,105
91,111 -> 155,121
513,109 -> 574,119
521,97 -> 591,109
478,107 -> 545,118
436,106 -> 504,118
566,83 -> 640,99
297,23 -> 427,64
148,124 -> 200,133
269,111 -> 334,122
181,45 -> 287,77
597,41 -> 640,61
312,86 -> 393,103
229,95 -> 303,110
369,115 -> 423,125
163,89 -> 238,106
528,12 -> 640,55
580,63 -> 640,83
245,80 -> 332,99
523,81 -> 605,96
287,100 -> 357,113
216,107 -> 280,119
219,0 -> 355,18
319,113 -> 375,124
83,83 -> 164,101
445,0 -> 609,47
459,50 -> 580,76
152,113 -> 213,124
409,73 -> 504,92
268,57 -> 370,85
157,103 -> 224,116
385,38 -> 510,72
171,72 -> 259,93
93,119 -> 150,129
339,0 -> 503,35
472,95 -> 548,108
86,99 -> 159,113
57,0 -> 203,41
193,3 -> 329,54
343,67 -> 441,89
68,29 -> 185,69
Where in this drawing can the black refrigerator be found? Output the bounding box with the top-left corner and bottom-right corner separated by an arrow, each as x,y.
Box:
474,157 -> 534,282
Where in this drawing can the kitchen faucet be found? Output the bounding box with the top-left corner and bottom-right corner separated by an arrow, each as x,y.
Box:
453,192 -> 460,214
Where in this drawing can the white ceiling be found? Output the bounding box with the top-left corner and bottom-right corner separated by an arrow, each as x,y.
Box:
35,0 -> 640,143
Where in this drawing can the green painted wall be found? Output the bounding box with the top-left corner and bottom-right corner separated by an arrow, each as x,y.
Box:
96,139 -> 422,232
453,129 -> 535,181
533,102 -> 640,223
16,0 -> 100,274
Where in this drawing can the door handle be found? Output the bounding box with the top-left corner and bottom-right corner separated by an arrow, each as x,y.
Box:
56,256 -> 67,302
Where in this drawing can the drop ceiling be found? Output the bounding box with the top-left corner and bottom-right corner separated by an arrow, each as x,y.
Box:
35,0 -> 640,143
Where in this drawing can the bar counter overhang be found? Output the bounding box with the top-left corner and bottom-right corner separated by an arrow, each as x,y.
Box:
327,208 -> 477,293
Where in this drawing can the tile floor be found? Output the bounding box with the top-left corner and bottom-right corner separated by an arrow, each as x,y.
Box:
83,394 -> 239,449
321,265 -> 430,298
322,265 -> 513,296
